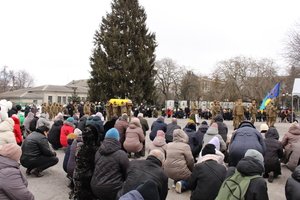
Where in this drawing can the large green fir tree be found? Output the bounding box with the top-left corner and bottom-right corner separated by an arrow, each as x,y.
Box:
88,0 -> 157,104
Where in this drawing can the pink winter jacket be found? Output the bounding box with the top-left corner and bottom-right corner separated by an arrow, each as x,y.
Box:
124,123 -> 145,153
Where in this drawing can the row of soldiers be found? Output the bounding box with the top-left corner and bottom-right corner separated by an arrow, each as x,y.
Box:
41,102 -> 64,119
40,101 -> 104,119
210,99 -> 278,129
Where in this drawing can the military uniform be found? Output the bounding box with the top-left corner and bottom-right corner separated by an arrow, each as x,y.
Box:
268,103 -> 277,127
249,101 -> 258,124
233,99 -> 245,129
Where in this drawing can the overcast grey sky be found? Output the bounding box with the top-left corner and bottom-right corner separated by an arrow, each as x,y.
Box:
1,0 -> 300,86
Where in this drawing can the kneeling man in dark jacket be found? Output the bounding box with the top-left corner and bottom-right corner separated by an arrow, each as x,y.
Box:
120,149 -> 168,200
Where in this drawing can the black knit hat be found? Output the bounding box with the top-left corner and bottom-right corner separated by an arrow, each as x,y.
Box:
201,144 -> 216,156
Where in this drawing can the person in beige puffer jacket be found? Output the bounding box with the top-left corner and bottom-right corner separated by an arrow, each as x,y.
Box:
148,130 -> 167,157
164,129 -> 194,182
0,118 -> 16,145
124,118 -> 145,158
282,122 -> 300,170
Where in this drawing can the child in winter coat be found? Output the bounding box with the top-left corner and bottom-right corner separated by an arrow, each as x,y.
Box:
263,127 -> 283,182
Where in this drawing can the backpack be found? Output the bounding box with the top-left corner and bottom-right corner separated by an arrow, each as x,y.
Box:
215,170 -> 260,200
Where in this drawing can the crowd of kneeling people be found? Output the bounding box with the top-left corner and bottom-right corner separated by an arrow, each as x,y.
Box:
2,110 -> 300,200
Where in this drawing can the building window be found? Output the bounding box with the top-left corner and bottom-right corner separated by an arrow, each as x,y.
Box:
63,96 -> 67,104
48,96 -> 52,103
57,96 -> 62,104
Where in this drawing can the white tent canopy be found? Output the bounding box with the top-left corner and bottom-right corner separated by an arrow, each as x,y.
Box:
292,78 -> 300,96
291,78 -> 300,122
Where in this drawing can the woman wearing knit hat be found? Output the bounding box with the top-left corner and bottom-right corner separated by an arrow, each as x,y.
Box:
189,143 -> 227,200
0,143 -> 34,199
60,117 -> 75,147
90,128 -> 129,200
202,123 -> 226,152
148,130 -> 167,157
124,118 -> 145,158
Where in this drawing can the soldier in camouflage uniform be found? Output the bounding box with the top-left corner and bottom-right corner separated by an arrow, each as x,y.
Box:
233,98 -> 245,129
211,100 -> 222,119
249,100 -> 258,124
84,101 -> 91,116
49,102 -> 54,120
268,101 -> 277,127
41,103 -> 46,114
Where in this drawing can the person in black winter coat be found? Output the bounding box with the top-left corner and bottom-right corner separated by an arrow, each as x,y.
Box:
183,121 -> 201,161
86,115 -> 105,145
285,165 -> 300,200
165,118 -> 181,143
29,115 -> 39,132
120,149 -> 168,200
71,125 -> 98,200
217,149 -> 268,200
120,180 -> 160,200
104,116 -> 118,134
214,114 -> 228,142
189,144 -> 227,200
194,121 -> 209,151
263,127 -> 284,182
90,128 -> 129,200
47,119 -> 63,150
229,121 -> 266,166
20,126 -> 58,177
77,116 -> 88,131
150,117 -> 167,141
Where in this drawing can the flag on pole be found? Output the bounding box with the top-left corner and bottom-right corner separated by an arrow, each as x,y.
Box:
259,82 -> 281,111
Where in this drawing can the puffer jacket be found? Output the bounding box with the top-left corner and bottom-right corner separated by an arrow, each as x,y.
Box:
47,120 -> 63,149
190,159 -> 227,200
0,156 -> 34,200
282,124 -> 300,150
229,122 -> 266,166
150,118 -> 167,141
20,131 -> 56,166
286,165 -> 300,200
77,116 -> 87,131
0,119 -> 16,145
223,156 -> 269,200
148,136 -> 167,156
23,112 -> 34,132
264,127 -> 283,175
114,119 -> 129,145
90,138 -> 129,200
164,129 -> 194,181
11,115 -> 23,144
36,113 -> 50,129
60,121 -> 75,147
202,127 -> 226,152
165,122 -> 181,143
86,116 -> 105,142
124,122 -> 145,153
214,114 -> 228,142
184,127 -> 202,159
